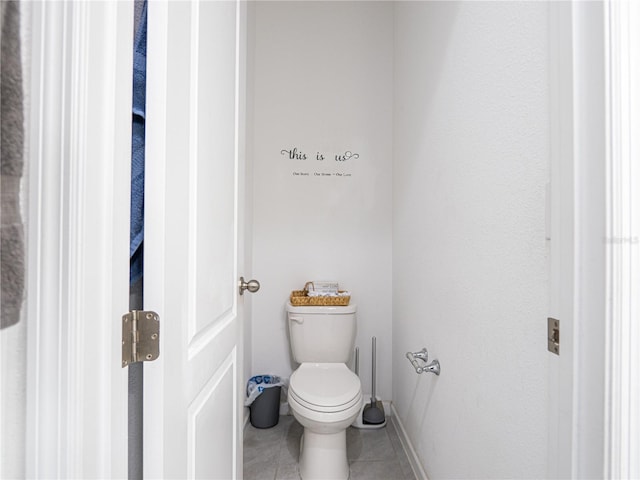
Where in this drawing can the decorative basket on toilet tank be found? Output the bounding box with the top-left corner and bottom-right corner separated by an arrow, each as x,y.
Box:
289,281 -> 351,306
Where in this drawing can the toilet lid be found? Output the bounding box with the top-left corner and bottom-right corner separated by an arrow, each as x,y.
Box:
289,363 -> 361,409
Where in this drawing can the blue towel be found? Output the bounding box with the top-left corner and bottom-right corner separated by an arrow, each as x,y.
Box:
130,1 -> 147,285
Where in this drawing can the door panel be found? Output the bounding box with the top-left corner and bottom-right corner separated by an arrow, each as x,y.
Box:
192,1 -> 237,342
144,1 -> 244,478
189,350 -> 236,480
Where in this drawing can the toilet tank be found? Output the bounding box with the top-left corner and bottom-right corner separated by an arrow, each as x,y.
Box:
286,303 -> 357,364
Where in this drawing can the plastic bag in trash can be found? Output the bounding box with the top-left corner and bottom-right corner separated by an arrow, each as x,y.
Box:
245,375 -> 286,406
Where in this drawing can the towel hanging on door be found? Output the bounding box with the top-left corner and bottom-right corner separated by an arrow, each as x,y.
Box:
1,1 -> 25,329
130,0 -> 147,285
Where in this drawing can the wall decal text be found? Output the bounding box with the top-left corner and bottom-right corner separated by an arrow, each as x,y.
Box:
281,146 -> 360,180
281,147 -> 360,162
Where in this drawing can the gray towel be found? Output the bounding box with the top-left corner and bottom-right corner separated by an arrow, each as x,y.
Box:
1,1 -> 25,329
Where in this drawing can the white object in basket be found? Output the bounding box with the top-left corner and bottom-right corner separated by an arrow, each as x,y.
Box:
308,281 -> 339,294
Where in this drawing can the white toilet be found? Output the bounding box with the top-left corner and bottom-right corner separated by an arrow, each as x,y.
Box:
286,303 -> 362,480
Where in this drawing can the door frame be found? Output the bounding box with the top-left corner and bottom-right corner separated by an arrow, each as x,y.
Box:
549,1 -> 607,477
549,1 -> 638,478
25,2 -> 132,477
568,2 -> 608,476
603,0 -> 640,476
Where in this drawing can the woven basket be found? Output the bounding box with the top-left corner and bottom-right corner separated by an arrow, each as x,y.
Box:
289,290 -> 351,306
290,282 -> 350,306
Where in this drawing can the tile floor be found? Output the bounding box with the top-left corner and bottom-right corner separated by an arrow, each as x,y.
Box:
243,415 -> 416,480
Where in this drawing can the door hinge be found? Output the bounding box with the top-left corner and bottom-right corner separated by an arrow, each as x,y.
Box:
547,317 -> 559,355
122,310 -> 160,367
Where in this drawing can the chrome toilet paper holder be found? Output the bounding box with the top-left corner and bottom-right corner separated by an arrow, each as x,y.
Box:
406,347 -> 440,375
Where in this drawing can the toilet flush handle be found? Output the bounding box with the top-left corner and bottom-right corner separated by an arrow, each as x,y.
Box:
290,317 -> 304,324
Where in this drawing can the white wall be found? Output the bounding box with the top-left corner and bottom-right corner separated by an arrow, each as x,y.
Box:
392,2 -> 550,478
250,1 -> 394,399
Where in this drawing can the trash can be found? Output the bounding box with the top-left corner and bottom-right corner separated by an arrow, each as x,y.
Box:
245,375 -> 285,429
249,385 -> 281,429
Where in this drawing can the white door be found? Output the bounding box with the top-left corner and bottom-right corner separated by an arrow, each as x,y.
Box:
143,1 -> 247,478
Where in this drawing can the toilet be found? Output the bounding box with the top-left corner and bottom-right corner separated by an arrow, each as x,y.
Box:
286,303 -> 362,480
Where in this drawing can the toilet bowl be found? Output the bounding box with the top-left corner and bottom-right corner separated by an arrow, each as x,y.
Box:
286,303 -> 361,480
288,363 -> 362,480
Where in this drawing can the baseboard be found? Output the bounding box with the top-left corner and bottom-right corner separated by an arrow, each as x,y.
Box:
390,403 -> 428,480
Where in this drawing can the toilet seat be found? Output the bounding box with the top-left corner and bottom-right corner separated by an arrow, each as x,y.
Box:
289,390 -> 362,426
289,363 -> 361,413
289,388 -> 361,414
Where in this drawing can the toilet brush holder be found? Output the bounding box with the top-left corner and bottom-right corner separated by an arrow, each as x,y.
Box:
353,337 -> 387,429
352,395 -> 387,429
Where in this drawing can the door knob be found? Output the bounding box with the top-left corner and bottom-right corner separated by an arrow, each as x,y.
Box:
238,277 -> 260,295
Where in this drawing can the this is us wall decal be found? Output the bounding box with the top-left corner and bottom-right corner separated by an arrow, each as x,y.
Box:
280,146 -> 360,179
280,147 -> 360,162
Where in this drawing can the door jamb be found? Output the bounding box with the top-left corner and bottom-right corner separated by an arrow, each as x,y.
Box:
25,2 -> 132,477
549,1 -> 637,478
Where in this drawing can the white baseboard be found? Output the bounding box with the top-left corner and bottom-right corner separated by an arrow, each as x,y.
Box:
390,403 -> 428,480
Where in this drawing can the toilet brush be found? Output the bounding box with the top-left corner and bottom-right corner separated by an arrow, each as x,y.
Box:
362,336 -> 385,425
